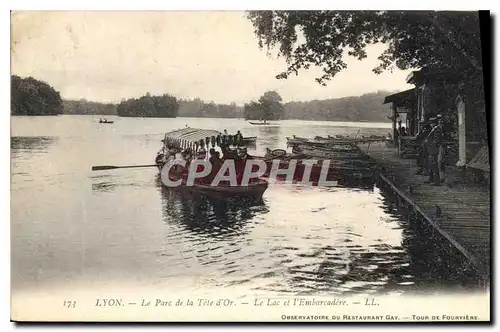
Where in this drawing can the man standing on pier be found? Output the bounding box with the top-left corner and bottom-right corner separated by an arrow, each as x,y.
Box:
415,119 -> 431,175
425,116 -> 444,186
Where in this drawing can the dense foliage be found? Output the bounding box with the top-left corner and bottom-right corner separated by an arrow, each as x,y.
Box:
246,11 -> 483,85
116,93 -> 179,117
61,92 -> 392,121
11,75 -> 64,115
178,98 -> 244,118
244,90 -> 285,120
63,99 -> 117,115
285,91 -> 392,122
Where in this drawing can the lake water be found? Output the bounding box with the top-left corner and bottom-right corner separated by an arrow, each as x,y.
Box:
11,115 -> 481,299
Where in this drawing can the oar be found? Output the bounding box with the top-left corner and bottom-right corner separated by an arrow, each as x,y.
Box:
92,164 -> 158,171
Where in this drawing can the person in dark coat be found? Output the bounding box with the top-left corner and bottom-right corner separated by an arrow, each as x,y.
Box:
415,119 -> 432,175
436,114 -> 447,183
425,117 -> 443,185
236,130 -> 244,146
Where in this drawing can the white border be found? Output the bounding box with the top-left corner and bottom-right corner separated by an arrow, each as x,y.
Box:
2,1 -> 498,331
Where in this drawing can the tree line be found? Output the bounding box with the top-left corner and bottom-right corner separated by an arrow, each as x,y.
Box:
11,75 -> 394,122
63,99 -> 116,115
116,93 -> 179,117
11,75 -> 64,116
285,91 -> 393,122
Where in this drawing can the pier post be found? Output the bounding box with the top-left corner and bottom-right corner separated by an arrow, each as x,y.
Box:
456,95 -> 467,167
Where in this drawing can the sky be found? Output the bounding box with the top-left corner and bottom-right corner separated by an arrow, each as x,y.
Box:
11,11 -> 414,105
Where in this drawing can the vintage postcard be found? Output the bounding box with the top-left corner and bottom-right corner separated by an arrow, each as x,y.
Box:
10,10 -> 491,322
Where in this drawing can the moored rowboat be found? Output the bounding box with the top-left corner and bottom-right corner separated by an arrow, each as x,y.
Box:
241,136 -> 257,144
165,168 -> 269,200
292,145 -> 366,159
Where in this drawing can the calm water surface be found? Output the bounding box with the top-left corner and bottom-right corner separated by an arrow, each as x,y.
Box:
11,115 -> 480,297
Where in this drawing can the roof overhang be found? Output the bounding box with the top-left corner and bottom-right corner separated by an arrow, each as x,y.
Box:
383,88 -> 417,108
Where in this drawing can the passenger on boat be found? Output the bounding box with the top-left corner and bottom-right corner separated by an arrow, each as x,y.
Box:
235,130 -> 244,146
227,135 -> 234,147
172,151 -> 187,174
206,150 -> 223,183
184,150 -> 193,166
223,129 -> 228,141
237,147 -> 252,160
193,149 -> 208,182
209,148 -> 217,165
197,148 -> 207,160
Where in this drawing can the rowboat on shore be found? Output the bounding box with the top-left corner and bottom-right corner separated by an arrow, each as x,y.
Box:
250,148 -> 373,182
291,145 -> 366,160
155,127 -> 269,201
317,134 -> 390,143
241,136 -> 257,145
288,134 -> 389,146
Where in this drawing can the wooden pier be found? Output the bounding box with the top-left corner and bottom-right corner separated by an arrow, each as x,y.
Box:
357,142 -> 491,281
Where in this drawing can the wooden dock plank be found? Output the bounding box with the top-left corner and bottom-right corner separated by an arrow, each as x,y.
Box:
357,142 -> 491,279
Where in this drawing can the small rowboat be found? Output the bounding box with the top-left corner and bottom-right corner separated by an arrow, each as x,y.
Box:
250,152 -> 372,183
241,136 -> 257,145
248,121 -> 274,126
288,134 -> 390,147
286,136 -> 309,145
292,145 -> 366,159
99,120 -> 114,124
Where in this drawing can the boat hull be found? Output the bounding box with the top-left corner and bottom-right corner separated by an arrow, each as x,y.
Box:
252,155 -> 373,183
292,146 -> 366,159
158,163 -> 269,201
248,121 -> 273,125
241,137 -> 257,145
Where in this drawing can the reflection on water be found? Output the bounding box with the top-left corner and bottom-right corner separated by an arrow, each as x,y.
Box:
158,176 -> 268,239
11,136 -> 58,153
155,175 -> 481,295
255,126 -> 282,151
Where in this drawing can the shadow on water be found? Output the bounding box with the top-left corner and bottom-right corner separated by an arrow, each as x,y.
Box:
91,176 -> 119,193
257,182 -> 484,296
11,136 -> 58,152
256,126 -> 282,151
157,176 -> 269,239
374,186 -> 484,293
90,173 -> 151,193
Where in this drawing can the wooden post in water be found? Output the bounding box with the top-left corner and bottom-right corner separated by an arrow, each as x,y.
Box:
456,95 -> 467,167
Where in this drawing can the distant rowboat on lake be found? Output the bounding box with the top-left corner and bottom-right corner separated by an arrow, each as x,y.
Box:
248,120 -> 274,126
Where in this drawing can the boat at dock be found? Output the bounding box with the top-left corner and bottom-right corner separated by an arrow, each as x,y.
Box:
241,136 -> 257,145
291,144 -> 366,159
252,148 -> 374,182
155,127 -> 269,201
